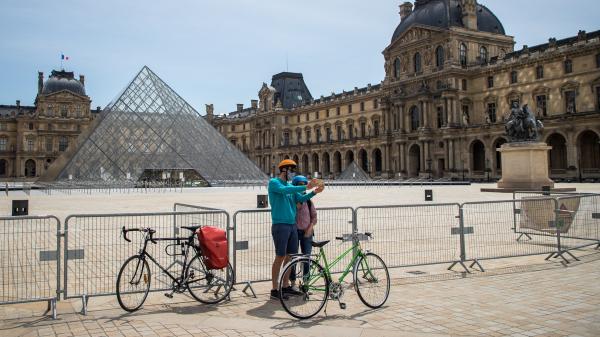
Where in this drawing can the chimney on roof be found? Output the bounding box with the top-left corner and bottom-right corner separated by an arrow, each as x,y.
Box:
38,72 -> 44,94
237,104 -> 244,112
461,0 -> 478,30
251,100 -> 258,109
577,30 -> 587,41
79,75 -> 85,86
96,106 -> 101,114
16,100 -> 20,108
399,2 -> 413,21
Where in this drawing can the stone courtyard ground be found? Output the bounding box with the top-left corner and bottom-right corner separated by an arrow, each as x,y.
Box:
1,183 -> 599,336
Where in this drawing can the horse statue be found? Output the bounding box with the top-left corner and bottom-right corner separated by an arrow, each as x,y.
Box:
505,103 -> 543,142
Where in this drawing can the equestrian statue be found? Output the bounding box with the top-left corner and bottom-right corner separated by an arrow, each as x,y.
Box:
505,102 -> 544,142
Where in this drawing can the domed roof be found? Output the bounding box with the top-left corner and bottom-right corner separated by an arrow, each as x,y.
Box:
41,70 -> 86,96
391,0 -> 505,43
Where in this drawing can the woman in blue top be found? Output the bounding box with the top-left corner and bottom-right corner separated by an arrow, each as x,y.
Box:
268,159 -> 323,299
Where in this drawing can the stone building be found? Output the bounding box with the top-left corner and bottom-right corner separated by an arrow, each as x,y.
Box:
212,0 -> 600,181
0,70 -> 99,179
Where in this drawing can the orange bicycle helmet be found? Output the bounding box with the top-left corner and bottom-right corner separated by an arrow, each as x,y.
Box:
278,159 -> 297,170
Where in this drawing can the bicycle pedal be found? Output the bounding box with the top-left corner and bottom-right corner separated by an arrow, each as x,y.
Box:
339,302 -> 346,310
164,293 -> 173,298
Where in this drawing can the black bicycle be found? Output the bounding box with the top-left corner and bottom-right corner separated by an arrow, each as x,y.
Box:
116,225 -> 234,312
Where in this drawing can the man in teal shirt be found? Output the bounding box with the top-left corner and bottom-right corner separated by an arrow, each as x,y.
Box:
268,159 -> 323,299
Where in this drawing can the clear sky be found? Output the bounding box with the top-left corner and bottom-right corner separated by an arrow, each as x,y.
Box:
1,0 -> 599,115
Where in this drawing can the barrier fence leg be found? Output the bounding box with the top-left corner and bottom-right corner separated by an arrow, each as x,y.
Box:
45,298 -> 57,319
241,282 -> 257,298
516,233 -> 532,241
81,294 -> 88,315
448,206 -> 472,273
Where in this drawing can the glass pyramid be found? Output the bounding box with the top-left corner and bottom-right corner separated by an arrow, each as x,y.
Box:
54,66 -> 267,186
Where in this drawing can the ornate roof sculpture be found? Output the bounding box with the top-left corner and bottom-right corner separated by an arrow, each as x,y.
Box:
47,66 -> 267,186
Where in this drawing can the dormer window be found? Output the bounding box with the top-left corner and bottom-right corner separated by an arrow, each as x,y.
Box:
459,43 -> 468,67
479,46 -> 488,64
394,58 -> 401,79
414,52 -> 422,73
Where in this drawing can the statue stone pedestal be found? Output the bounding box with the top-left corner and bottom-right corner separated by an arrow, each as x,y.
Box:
496,142 -> 554,190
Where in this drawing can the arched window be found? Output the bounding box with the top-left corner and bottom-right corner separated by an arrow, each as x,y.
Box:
459,43 -> 468,67
414,52 -> 422,73
479,46 -> 488,64
435,46 -> 445,68
410,106 -> 420,131
394,58 -> 401,79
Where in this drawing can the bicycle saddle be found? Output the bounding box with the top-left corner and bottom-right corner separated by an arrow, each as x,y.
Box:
311,240 -> 330,248
181,225 -> 201,232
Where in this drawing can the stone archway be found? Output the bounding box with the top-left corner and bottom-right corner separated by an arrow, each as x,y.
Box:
333,151 -> 342,174
358,149 -> 369,172
546,133 -> 568,171
373,148 -> 383,173
494,138 -> 508,172
471,140 -> 486,172
301,154 -> 309,175
25,159 -> 36,177
322,152 -> 331,176
408,144 -> 421,177
578,130 -> 600,171
0,159 -> 7,177
345,150 -> 355,167
312,153 -> 320,174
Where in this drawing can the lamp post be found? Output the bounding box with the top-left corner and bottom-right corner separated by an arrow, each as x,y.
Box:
426,158 -> 432,181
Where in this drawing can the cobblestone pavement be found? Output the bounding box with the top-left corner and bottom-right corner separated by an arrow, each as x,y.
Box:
1,252 -> 599,337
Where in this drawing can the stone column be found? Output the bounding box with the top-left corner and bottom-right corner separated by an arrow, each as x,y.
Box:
399,105 -> 405,132
420,141 -> 425,174
449,139 -> 455,170
419,101 -> 424,128
445,140 -> 450,170
399,143 -> 406,173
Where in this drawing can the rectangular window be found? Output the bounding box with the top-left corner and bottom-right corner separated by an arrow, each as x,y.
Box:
487,103 -> 497,123
348,104 -> 352,114
337,125 -> 343,141
283,132 -> 290,146
536,65 -> 544,79
565,91 -> 577,113
374,121 -> 380,137
461,79 -> 467,91
0,138 -> 7,151
373,99 -> 379,109
326,109 -> 330,117
536,95 -> 548,117
297,115 -> 300,123
59,137 -> 68,151
60,105 -> 68,117
316,129 -> 322,143
27,139 -> 34,152
46,137 -> 53,152
306,113 -> 309,122
284,116 -> 289,124
336,107 -> 340,115
296,131 -> 302,144
361,122 -> 366,138
487,76 -> 494,88
306,130 -> 311,144
326,127 -> 331,142
360,102 -> 365,111
564,59 -> 573,74
436,106 -> 444,128
75,105 -> 82,117
510,71 -> 518,84
348,125 -> 353,139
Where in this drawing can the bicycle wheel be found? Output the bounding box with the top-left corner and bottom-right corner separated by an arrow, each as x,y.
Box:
279,257 -> 329,319
353,252 -> 390,308
116,255 -> 151,312
186,254 -> 234,304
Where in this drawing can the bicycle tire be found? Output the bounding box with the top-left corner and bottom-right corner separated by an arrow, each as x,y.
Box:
186,254 -> 234,304
279,257 -> 329,319
116,255 -> 151,312
353,252 -> 390,308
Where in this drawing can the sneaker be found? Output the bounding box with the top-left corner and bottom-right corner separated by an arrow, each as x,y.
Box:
270,289 -> 288,300
282,286 -> 303,296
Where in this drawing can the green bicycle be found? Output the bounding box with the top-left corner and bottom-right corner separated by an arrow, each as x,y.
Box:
278,232 -> 390,319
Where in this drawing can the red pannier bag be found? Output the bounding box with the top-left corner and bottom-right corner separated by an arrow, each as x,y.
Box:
197,226 -> 228,270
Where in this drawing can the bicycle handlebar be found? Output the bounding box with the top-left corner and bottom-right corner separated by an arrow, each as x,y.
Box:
121,226 -> 157,244
335,232 -> 373,241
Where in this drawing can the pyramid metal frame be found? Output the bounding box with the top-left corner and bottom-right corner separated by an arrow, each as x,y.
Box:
54,66 -> 267,186
337,161 -> 371,181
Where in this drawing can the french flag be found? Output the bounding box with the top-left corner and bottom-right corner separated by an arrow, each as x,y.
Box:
61,54 -> 69,61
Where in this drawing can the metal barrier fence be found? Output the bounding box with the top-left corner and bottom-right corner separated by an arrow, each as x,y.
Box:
233,207 -> 354,289
63,210 -> 229,314
553,194 -> 600,257
0,215 -> 60,319
355,204 -> 462,269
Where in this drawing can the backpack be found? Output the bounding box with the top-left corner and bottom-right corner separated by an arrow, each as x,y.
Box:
196,226 -> 228,270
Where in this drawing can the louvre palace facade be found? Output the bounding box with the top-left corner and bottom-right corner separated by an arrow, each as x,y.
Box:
211,0 -> 600,181
0,70 -> 100,179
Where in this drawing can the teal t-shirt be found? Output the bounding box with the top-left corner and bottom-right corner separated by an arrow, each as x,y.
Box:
268,178 -> 316,225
